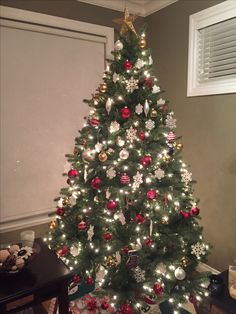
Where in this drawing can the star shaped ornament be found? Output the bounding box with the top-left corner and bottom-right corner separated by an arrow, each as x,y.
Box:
113,8 -> 138,36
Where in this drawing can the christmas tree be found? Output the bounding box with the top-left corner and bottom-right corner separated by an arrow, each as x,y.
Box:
48,9 -> 210,313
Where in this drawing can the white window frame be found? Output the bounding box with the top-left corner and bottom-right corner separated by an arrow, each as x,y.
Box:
187,1 -> 236,97
0,6 -> 114,233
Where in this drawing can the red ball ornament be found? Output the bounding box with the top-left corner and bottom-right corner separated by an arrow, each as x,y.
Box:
120,303 -> 134,314
180,211 -> 191,218
135,213 -> 145,224
120,173 -> 130,185
144,77 -> 153,88
91,177 -> 102,189
90,117 -> 100,126
191,207 -> 200,216
101,302 -> 109,310
147,189 -> 157,200
56,207 -> 65,216
138,131 -> 145,141
124,60 -> 133,71
103,232 -> 112,241
120,107 -> 131,119
73,275 -> 81,284
167,131 -> 176,142
78,220 -> 87,230
68,169 -> 79,178
86,277 -> 94,285
144,237 -> 153,247
140,155 -> 152,167
122,246 -> 130,254
87,298 -> 97,310
58,245 -> 69,257
153,283 -> 164,295
106,200 -> 117,212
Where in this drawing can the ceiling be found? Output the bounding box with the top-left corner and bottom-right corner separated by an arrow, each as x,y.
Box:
78,0 -> 178,17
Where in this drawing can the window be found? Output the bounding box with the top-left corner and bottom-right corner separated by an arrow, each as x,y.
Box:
187,1 -> 236,96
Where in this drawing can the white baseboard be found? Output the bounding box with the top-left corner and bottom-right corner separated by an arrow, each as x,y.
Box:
197,262 -> 220,274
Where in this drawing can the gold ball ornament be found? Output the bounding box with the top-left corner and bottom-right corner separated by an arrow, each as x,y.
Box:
150,109 -> 158,118
139,37 -> 147,49
62,197 -> 71,206
176,143 -> 183,150
180,256 -> 190,268
99,83 -> 107,93
105,255 -> 116,267
98,151 -> 108,162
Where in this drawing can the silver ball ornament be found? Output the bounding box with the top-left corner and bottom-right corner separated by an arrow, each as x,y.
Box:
114,40 -> 123,51
119,149 -> 129,160
174,267 -> 186,280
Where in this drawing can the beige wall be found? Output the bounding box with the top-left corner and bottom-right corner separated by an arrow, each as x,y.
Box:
1,0 -> 236,271
146,0 -> 236,271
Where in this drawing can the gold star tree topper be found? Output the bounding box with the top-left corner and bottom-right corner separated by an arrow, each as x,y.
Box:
113,8 -> 138,36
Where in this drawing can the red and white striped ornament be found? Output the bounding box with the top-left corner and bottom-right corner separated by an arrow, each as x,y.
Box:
120,173 -> 130,185
167,131 -> 176,142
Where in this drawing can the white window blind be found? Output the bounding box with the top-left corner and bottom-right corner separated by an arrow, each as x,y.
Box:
199,17 -> 236,82
187,1 -> 236,96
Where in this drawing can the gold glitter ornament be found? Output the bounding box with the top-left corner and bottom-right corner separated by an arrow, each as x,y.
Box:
139,37 -> 147,49
98,151 -> 108,162
105,255 -> 116,267
180,256 -> 190,268
63,197 -> 71,206
150,109 -> 157,118
161,215 -> 169,225
99,83 -> 107,93
49,220 -> 56,229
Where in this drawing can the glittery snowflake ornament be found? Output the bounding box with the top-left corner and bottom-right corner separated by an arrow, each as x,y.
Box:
155,168 -> 165,180
109,121 -> 120,133
113,72 -> 119,83
135,58 -> 144,69
132,266 -> 146,283
145,119 -> 155,130
133,171 -> 143,188
157,98 -> 165,105
181,170 -> 192,185
135,103 -> 143,115
152,85 -> 160,94
166,113 -> 176,129
126,126 -> 137,142
191,242 -> 205,258
106,167 -> 116,179
126,76 -> 139,93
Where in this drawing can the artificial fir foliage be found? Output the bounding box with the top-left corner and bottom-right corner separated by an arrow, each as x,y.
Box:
48,9 -> 211,313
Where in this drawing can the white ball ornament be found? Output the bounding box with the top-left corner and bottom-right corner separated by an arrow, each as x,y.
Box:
114,40 -> 123,51
174,267 -> 186,280
119,149 -> 129,160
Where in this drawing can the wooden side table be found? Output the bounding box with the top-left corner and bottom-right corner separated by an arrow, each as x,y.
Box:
0,238 -> 74,314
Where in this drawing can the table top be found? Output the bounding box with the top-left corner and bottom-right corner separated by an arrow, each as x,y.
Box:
211,270 -> 236,314
0,238 -> 73,304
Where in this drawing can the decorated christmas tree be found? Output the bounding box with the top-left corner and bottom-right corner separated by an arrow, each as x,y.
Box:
48,9 -> 210,313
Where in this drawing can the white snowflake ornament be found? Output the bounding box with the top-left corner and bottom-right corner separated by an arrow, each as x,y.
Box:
166,113 -> 176,129
145,119 -> 155,130
135,58 -> 145,69
126,76 -> 139,93
149,56 -> 153,65
135,103 -> 143,115
114,212 -> 126,225
133,171 -> 143,188
181,170 -> 192,185
87,225 -> 95,241
109,121 -> 120,133
191,242 -> 205,258
95,142 -> 103,153
132,266 -> 146,283
152,85 -> 160,94
106,167 -> 116,179
113,72 -> 119,83
126,126 -> 137,142
157,98 -> 165,105
155,168 -> 165,180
